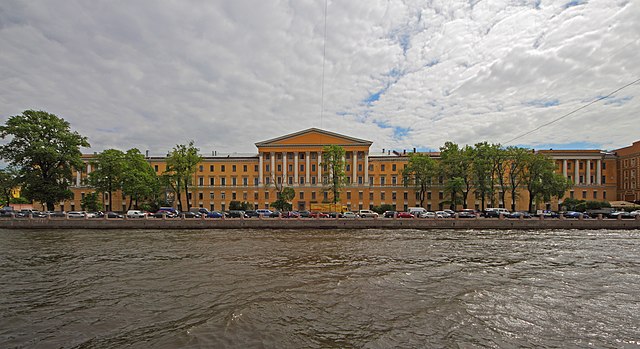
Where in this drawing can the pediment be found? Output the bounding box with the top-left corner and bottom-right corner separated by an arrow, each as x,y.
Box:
255,128 -> 372,147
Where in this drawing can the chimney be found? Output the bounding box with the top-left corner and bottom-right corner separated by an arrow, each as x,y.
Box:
403,149 -> 406,154
145,150 -> 149,157
413,147 -> 416,153
382,148 -> 385,153
388,150 -> 391,155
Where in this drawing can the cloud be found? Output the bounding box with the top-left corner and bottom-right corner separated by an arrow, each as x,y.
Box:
0,0 -> 638,156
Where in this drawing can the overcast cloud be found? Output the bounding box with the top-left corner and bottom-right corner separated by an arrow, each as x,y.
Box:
1,0 -> 638,155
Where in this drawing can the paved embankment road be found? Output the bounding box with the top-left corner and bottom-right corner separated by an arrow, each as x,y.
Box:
1,216 -> 639,230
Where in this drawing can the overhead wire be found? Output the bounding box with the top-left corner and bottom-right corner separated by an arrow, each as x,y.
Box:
503,77 -> 640,145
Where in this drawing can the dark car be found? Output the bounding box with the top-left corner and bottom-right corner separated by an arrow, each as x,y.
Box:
45,211 -> 68,218
327,212 -> 343,218
95,211 -> 124,219
508,211 -> 532,219
457,209 -> 478,218
153,210 -> 178,218
179,212 -> 201,218
535,210 -> 560,218
228,210 -> 248,218
297,210 -> 311,218
563,211 -> 589,219
244,210 -> 260,218
383,211 -> 397,218
207,211 -> 227,218
281,211 -> 300,218
0,208 -> 16,217
309,211 -> 329,218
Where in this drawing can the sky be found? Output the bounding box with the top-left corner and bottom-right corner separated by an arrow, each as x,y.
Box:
1,0 -> 639,156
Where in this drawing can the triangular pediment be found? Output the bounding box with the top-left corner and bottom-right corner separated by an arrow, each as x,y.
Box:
255,128 -> 372,147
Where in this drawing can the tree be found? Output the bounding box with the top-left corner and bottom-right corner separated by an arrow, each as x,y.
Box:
81,192 -> 102,212
270,186 -> 295,211
164,141 -> 202,212
0,110 -> 90,211
88,149 -> 125,210
321,145 -> 347,205
472,142 -> 500,211
505,146 -> 530,212
439,142 -> 474,209
121,148 -> 160,210
523,153 -> 572,212
402,153 -> 438,207
0,167 -> 20,207
493,146 -> 510,208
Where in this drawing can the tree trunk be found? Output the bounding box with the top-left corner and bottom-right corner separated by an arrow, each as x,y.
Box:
184,181 -> 191,210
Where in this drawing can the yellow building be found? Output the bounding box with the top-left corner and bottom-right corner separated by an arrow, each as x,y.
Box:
59,128 -> 637,213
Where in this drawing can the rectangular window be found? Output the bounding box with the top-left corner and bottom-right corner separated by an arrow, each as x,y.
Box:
243,178 -> 248,186
210,165 -> 214,171
312,164 -> 316,171
403,192 -> 408,200
582,191 -> 587,199
439,192 -> 444,199
254,165 -> 258,172
254,177 -> 258,186
602,176 -> 606,184
221,192 -> 226,199
199,192 -> 203,200
232,165 -> 236,172
198,177 -> 204,186
254,192 -> 258,200
570,191 -> 574,198
232,192 -> 237,200
311,176 -> 316,184
232,178 -> 237,186
243,165 -> 247,172
359,192 -> 363,200
265,192 -> 269,200
243,192 -> 247,200
221,165 -> 226,172
392,192 -> 397,200
300,177 -> 304,184
299,192 -> 304,200
369,192 -> 373,201
427,192 -> 432,200
300,164 -> 304,172
369,176 -> 373,185
358,164 -> 362,171
265,177 -> 271,184
346,164 -> 351,172
311,192 -> 316,200
380,177 -> 386,185
593,191 -> 598,199
221,178 -> 226,186
277,164 -> 282,172
603,191 -> 607,199
199,165 -> 203,172
392,176 -> 397,185
392,164 -> 397,171
210,192 -> 214,199
381,192 -> 386,200
602,162 -> 606,169
381,164 -> 386,171
154,165 -> 159,172
288,176 -> 293,185
288,164 -> 293,172
300,153 -> 305,159
347,192 -> 351,199
266,164 -> 270,172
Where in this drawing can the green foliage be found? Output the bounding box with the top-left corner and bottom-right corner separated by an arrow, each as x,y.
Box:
81,192 -> 102,212
505,146 -> 531,212
563,199 -> 611,211
472,142 -> 501,210
270,187 -> 295,211
89,149 -> 125,210
9,196 -> 30,204
439,142 -> 474,209
230,201 -> 253,210
402,153 -> 438,207
371,204 -> 395,214
523,153 -> 572,212
164,141 -> 202,212
321,145 -> 347,204
0,110 -> 89,210
121,148 -> 160,210
0,167 -> 19,206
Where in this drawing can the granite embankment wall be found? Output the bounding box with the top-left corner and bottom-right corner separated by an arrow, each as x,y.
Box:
1,216 -> 639,230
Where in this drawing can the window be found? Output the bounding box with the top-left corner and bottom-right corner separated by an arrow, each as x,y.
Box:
381,164 -> 386,171
210,165 -> 214,171
427,192 -> 432,200
199,165 -> 203,172
154,165 -> 159,172
392,192 -> 397,200
312,164 -> 316,171
221,178 -> 226,186
582,191 -> 587,199
198,177 -> 204,186
221,165 -> 226,172
602,176 -> 606,184
300,177 -> 304,184
392,164 -> 397,171
381,192 -> 386,200
369,164 -> 374,171
265,177 -> 271,184
311,192 -> 316,200
199,192 -> 203,200
243,178 -> 248,186
347,192 -> 351,199
312,153 -> 316,160
602,162 -> 606,169
369,192 -> 373,200
254,177 -> 258,186
266,164 -> 270,172
232,165 -> 236,172
277,153 -> 282,160
570,191 -> 574,198
358,164 -> 362,171
221,192 -> 226,199
243,165 -> 247,172
288,153 -> 293,160
210,192 -> 214,199
277,164 -> 282,172
232,178 -> 237,186
311,176 -> 316,184
300,164 -> 304,171
359,192 -> 363,200
380,177 -> 386,185
324,192 -> 328,200
254,192 -> 258,200
232,192 -> 237,200
254,165 -> 258,172
265,192 -> 269,199
403,192 -> 408,200
299,192 -> 304,199
392,176 -> 397,185
288,176 -> 293,185
603,191 -> 607,199
288,164 -> 293,172
593,191 -> 598,199
347,177 -> 351,183
439,192 -> 444,199
579,162 -> 583,170
300,153 -> 305,160
265,153 -> 270,160
243,192 -> 247,200
346,164 -> 351,171
369,176 -> 373,185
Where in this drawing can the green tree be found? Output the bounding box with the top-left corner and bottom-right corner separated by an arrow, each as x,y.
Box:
88,149 -> 125,211
523,153 -> 572,212
472,142 -> 500,210
402,153 -> 438,207
321,145 -> 347,205
81,192 -> 102,212
0,167 -> 20,207
506,146 -> 530,212
121,148 -> 160,210
270,186 -> 295,211
164,141 -> 202,212
0,110 -> 90,210
439,142 -> 474,209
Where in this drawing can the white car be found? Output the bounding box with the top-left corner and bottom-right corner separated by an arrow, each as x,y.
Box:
630,210 -> 640,217
436,210 -> 451,218
126,210 -> 147,218
342,212 -> 357,218
67,211 -> 95,218
357,210 -> 379,218
420,211 -> 444,218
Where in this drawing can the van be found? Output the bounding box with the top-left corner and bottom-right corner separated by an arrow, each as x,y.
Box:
126,210 -> 147,218
408,207 -> 427,216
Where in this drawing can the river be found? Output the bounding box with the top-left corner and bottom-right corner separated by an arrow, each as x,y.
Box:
1,228 -> 639,348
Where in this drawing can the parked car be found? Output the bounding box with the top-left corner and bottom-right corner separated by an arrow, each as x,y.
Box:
534,210 -> 560,218
396,212 -> 414,218
436,210 -> 451,218
126,210 -> 147,218
309,211 -> 329,218
17,209 -> 48,218
457,209 -> 478,218
608,211 -> 632,219
228,210 -> 248,218
256,209 -> 274,217
0,207 -> 16,217
281,211 -> 300,218
508,211 -> 532,219
327,212 -> 343,218
563,211 -> 588,219
420,211 -> 438,218
244,210 -> 260,218
630,210 -> 640,217
154,209 -> 178,218
342,212 -> 358,219
104,211 -> 124,219
207,211 -> 227,218
67,211 -> 95,218
383,211 -> 397,218
297,210 -> 311,218
483,208 -> 510,218
357,210 -> 379,218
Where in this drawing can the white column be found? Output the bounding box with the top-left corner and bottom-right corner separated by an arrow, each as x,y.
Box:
586,159 -> 591,185
259,153 -> 264,185
596,159 -> 602,185
76,169 -> 81,187
282,152 -> 287,184
352,151 -> 357,184
305,151 -> 310,186
562,159 -> 567,178
87,163 -> 92,174
575,159 -> 580,184
294,152 -> 299,185
364,152 -> 369,185
317,152 -> 322,183
270,152 -> 275,182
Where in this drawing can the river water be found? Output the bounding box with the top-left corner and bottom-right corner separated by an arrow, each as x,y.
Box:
1,228 -> 639,348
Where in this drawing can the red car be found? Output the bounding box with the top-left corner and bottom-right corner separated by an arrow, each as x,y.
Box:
396,212 -> 415,218
309,211 -> 330,218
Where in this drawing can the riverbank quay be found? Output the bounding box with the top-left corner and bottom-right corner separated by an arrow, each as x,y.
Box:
1,216 -> 639,230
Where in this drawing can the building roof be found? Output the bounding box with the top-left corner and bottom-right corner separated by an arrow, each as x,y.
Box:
254,128 -> 372,148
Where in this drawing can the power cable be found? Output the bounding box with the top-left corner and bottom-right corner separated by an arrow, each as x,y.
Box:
503,77 -> 640,145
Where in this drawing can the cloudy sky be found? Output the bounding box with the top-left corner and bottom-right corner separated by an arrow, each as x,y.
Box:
1,0 -> 638,155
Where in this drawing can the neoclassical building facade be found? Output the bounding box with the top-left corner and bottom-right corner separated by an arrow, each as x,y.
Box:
62,128 -> 637,213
